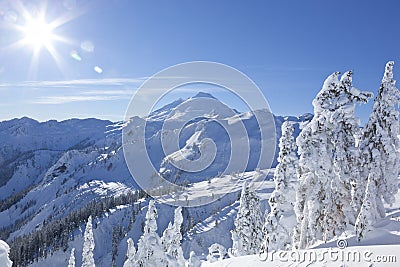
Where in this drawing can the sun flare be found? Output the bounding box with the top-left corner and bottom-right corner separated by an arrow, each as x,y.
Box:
22,17 -> 55,50
4,1 -> 82,78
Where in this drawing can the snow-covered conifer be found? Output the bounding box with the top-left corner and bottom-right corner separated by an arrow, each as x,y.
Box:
330,71 -> 372,224
186,251 -> 201,267
231,182 -> 263,256
262,121 -> 298,252
161,206 -> 185,266
293,70 -> 373,249
0,240 -> 12,267
82,216 -> 95,267
136,200 -> 166,266
161,222 -> 174,252
228,230 -> 241,257
123,238 -> 136,267
356,61 -> 400,238
355,174 -> 379,241
68,248 -> 75,267
294,72 -> 349,249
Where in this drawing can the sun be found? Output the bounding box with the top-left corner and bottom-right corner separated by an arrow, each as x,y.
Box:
3,1 -> 82,78
14,10 -> 63,78
21,16 -> 55,50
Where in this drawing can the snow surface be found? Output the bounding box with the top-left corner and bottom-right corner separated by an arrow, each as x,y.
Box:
0,240 -> 12,267
11,91 -> 400,267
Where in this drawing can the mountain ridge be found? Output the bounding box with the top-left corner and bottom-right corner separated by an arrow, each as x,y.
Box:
0,93 -> 312,266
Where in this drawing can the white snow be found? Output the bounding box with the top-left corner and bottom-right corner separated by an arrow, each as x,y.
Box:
0,240 -> 12,267
203,184 -> 400,266
1,87 -> 399,267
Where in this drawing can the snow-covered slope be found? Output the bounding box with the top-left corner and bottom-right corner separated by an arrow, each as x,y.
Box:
146,94 -> 310,185
0,93 -> 312,266
0,117 -> 112,199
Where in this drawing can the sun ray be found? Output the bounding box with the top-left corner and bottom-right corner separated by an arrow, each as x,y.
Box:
28,46 -> 41,79
46,42 -> 70,78
3,0 -> 84,79
49,6 -> 88,30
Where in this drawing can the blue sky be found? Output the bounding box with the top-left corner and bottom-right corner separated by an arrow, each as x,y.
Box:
0,0 -> 400,122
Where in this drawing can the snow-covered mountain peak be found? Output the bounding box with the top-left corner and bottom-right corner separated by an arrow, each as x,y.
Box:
147,92 -> 220,121
191,92 -> 217,99
0,95 -> 313,266
166,97 -> 236,122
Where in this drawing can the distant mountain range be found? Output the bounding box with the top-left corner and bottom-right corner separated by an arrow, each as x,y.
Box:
0,93 -> 312,266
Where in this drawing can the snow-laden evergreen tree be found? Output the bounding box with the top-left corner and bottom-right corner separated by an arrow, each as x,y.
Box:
0,240 -> 12,267
228,230 -> 241,257
186,251 -> 201,267
230,182 -> 263,256
294,72 -> 339,249
355,172 -> 379,241
330,71 -> 372,224
136,200 -> 166,267
262,121 -> 298,252
82,216 -> 95,267
161,222 -> 174,252
161,206 -> 185,267
293,70 -> 373,249
123,238 -> 136,267
68,248 -> 75,267
294,72 -> 354,249
356,61 -> 400,239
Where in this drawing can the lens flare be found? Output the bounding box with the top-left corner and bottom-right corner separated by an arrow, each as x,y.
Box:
94,66 -> 103,74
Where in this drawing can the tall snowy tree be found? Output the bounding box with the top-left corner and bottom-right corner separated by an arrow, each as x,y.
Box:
356,61 -> 400,239
230,182 -> 263,256
330,71 -> 372,225
262,121 -> 298,252
68,248 -> 75,267
294,72 -> 340,249
123,238 -> 136,267
82,216 -> 95,267
136,200 -> 166,267
161,206 -> 185,267
294,72 -> 362,249
294,71 -> 372,249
